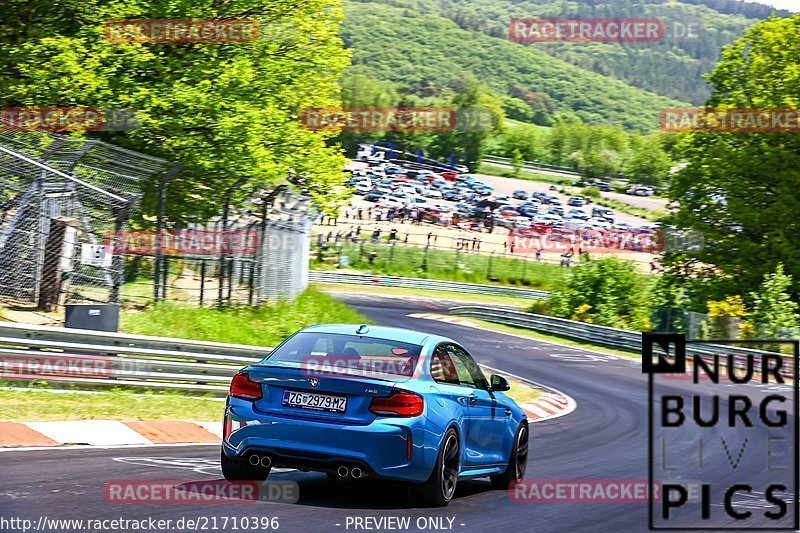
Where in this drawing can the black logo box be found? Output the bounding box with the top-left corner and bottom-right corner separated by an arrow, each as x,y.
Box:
643,333 -> 800,531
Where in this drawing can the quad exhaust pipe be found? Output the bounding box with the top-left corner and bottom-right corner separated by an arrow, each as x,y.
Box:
337,465 -> 350,478
248,454 -> 272,468
350,467 -> 363,479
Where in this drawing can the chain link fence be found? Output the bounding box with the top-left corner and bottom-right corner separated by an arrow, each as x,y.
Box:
117,189 -> 314,306
0,131 -> 175,309
0,133 -> 314,312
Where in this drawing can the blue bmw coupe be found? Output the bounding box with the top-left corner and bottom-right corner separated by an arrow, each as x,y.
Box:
221,324 -> 528,506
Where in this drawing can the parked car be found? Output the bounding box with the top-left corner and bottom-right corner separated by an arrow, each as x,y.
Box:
364,190 -> 384,202
411,197 -> 429,209
565,210 -> 589,221
626,186 -> 655,196
532,192 -> 548,201
442,189 -> 463,201
222,324 -> 528,506
353,183 -> 372,195
497,206 -> 520,218
512,190 -> 528,200
544,194 -> 560,205
430,177 -> 448,189
423,188 -> 444,199
591,207 -> 614,221
379,196 -> 405,209
508,216 -> 532,230
567,196 -> 585,207
586,217 -> 612,229
533,214 -> 564,226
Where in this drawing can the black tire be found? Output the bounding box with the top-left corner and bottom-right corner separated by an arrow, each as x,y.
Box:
491,422 -> 529,490
220,449 -> 269,482
415,428 -> 460,507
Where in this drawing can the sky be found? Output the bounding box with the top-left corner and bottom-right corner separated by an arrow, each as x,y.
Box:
746,0 -> 800,12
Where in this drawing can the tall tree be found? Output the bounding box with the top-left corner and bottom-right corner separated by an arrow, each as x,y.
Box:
0,0 -> 350,221
664,15 -> 800,305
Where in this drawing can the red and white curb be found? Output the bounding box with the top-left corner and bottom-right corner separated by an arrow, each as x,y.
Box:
407,312 -> 479,327
520,392 -> 576,422
409,313 -> 578,423
479,364 -> 577,424
0,420 -> 223,448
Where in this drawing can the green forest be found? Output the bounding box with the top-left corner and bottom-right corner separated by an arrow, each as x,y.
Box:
342,0 -> 792,126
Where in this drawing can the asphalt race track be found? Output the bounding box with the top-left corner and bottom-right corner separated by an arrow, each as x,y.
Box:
0,294 -> 795,532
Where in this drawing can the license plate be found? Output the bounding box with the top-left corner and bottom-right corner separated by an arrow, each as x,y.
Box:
281,390 -> 347,413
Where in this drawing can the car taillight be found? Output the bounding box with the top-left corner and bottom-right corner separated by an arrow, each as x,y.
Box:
369,391 -> 424,417
230,373 -> 262,400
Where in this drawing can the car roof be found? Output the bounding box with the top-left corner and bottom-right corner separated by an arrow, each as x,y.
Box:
300,324 -> 455,347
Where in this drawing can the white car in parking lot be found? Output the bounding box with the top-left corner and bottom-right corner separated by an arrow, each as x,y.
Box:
379,196 -> 405,209
424,188 -> 443,199
533,214 -> 564,226
354,183 -> 372,195
586,217 -> 612,229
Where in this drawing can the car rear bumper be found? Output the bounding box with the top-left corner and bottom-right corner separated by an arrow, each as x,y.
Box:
222,399 -> 443,482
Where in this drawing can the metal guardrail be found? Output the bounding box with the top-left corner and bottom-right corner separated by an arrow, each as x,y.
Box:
0,322 -> 269,394
309,270 -> 550,300
449,306 -> 795,375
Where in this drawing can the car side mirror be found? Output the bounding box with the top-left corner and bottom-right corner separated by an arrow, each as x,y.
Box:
490,374 -> 510,392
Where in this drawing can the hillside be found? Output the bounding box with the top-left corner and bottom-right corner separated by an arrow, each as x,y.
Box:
341,1 -> 687,131
342,0 -> 791,128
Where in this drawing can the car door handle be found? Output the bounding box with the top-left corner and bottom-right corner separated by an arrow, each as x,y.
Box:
468,394 -> 478,406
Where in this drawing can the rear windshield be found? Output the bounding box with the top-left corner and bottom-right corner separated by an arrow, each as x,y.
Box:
263,332 -> 423,379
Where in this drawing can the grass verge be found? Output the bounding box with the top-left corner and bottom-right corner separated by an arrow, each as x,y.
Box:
311,243 -> 565,291
504,378 -> 542,405
315,282 -> 530,307
477,163 -> 571,184
0,388 -> 223,422
120,286 -> 368,346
